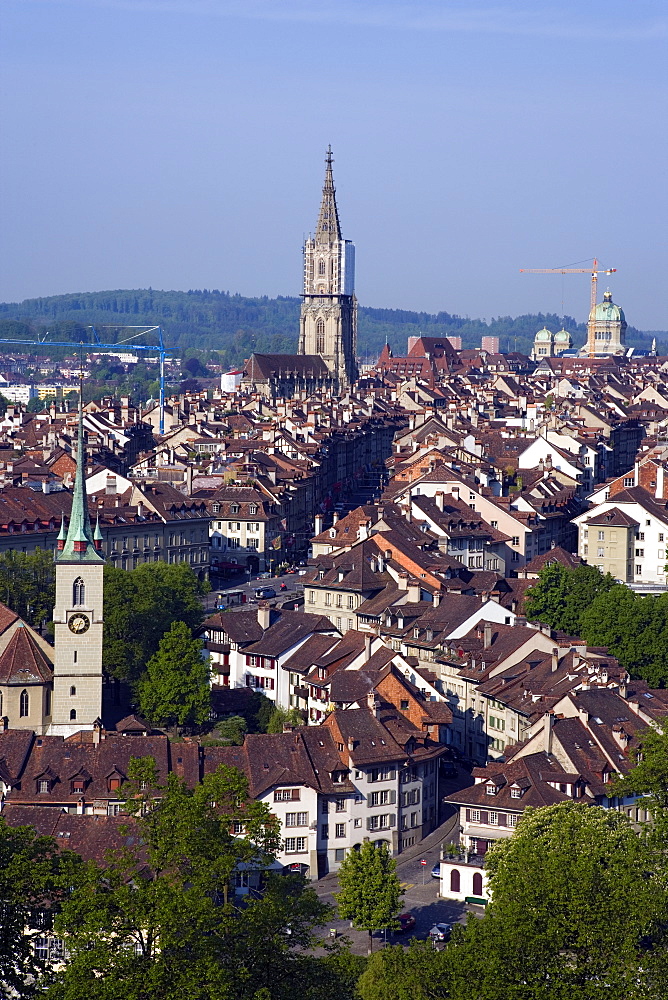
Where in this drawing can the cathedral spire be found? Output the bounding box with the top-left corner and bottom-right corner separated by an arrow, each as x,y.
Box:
58,399 -> 104,563
315,145 -> 342,244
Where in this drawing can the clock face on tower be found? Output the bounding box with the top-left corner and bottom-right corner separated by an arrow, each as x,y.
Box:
68,613 -> 90,634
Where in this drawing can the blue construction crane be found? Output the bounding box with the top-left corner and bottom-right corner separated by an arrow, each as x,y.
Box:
0,324 -> 171,434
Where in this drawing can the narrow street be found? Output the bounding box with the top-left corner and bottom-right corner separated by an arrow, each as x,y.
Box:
310,813 -> 478,955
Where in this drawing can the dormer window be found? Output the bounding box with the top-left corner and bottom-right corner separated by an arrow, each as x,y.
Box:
108,777 -> 122,793
330,528 -> 336,538
249,505 -> 257,514
486,783 -> 497,796
212,503 -> 220,514
413,628 -> 420,638
72,779 -> 85,793
230,504 -> 239,514
38,780 -> 49,794
510,786 -> 521,799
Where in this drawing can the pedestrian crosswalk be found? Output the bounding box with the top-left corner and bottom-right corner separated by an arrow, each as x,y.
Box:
400,881 -> 414,889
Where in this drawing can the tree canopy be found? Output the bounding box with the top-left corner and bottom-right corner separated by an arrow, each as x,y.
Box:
45,762 -> 332,1000
103,561 -> 208,685
0,549 -> 56,630
335,841 -> 403,954
524,561 -> 616,636
449,802 -> 668,999
137,620 -> 211,730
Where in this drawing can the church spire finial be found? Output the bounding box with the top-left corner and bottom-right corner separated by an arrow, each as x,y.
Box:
58,376 -> 104,564
315,145 -> 341,245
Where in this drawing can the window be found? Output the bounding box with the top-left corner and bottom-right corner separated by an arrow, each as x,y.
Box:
508,814 -> 518,827
472,872 -> 483,896
353,817 -> 362,828
321,825 -> 329,839
598,530 -> 605,541
470,809 -> 480,823
510,787 -> 521,799
636,565 -> 643,576
638,532 -> 645,541
72,779 -> 85,793
486,784 -> 497,795
38,780 -> 49,794
636,549 -> 644,557
400,700 -> 409,711
318,259 -> 326,275
511,536 -> 519,545
69,709 -> 76,721
284,837 -> 307,853
450,869 -> 460,892
249,505 -> 258,514
315,318 -> 326,354
72,577 -> 85,606
335,823 -> 346,838
230,504 -> 239,514
108,777 -> 121,792
347,595 -> 354,609
70,686 -> 76,696
597,547 -> 605,558
274,789 -> 300,802
335,848 -> 345,863
335,797 -> 346,812
19,689 -> 28,717
488,811 -> 498,825
285,812 -> 308,827
660,534 -> 664,542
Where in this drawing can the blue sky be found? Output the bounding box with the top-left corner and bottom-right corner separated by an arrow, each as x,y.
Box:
1,0 -> 666,328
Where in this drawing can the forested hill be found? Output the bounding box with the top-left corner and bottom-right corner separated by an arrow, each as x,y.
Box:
0,288 -> 663,365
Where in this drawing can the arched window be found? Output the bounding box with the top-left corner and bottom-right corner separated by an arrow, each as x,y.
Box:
318,259 -> 326,276
450,869 -> 460,893
45,688 -> 51,717
73,577 -> 85,607
315,318 -> 325,354
19,690 -> 29,717
70,686 -> 76,697
69,709 -> 77,721
472,872 -> 483,896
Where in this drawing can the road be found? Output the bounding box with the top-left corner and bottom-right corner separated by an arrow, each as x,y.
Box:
202,570 -> 306,614
311,813 -> 478,954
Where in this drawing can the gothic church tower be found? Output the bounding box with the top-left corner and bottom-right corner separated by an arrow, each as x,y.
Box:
298,147 -> 358,388
48,405 -> 104,737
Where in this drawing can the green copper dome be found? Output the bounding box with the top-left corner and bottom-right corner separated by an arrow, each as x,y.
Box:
589,289 -> 625,325
534,327 -> 553,342
554,328 -> 572,344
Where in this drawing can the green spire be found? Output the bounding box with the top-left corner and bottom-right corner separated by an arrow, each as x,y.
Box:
58,402 -> 104,564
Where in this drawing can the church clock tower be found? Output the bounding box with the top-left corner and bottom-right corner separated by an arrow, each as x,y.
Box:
298,147 -> 358,388
48,405 -> 104,737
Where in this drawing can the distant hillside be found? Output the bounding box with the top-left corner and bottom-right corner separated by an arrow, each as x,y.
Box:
0,289 -> 664,365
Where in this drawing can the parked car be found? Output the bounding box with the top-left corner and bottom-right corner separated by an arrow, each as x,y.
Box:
395,912 -> 416,933
431,862 -> 442,879
429,923 -> 452,942
255,587 -> 277,599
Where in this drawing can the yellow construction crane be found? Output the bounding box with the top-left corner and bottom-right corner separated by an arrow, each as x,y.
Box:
520,258 -> 617,358
520,257 -> 616,315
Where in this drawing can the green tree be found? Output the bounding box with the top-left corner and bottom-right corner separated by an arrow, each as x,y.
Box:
335,842 -> 403,954
357,940 -> 451,1000
448,802 -> 668,999
266,706 -> 303,734
0,548 -> 56,628
0,817 -> 82,997
137,621 -> 211,730
103,561 -> 208,684
524,562 -> 616,635
214,714 -> 248,745
580,585 -> 668,686
613,724 -> 668,845
45,763 -> 330,1000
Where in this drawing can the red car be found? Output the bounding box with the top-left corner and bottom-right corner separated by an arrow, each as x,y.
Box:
396,912 -> 416,933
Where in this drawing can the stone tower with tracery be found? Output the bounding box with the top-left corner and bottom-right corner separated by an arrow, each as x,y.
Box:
298,147 -> 358,388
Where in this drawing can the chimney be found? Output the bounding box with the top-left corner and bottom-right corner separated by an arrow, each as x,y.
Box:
543,712 -> 554,754
186,464 -> 193,495
432,591 -> 441,608
347,736 -> 355,752
551,647 -> 559,672
105,474 -> 117,496
76,797 -> 84,816
358,521 -> 369,541
136,501 -> 144,519
407,580 -> 421,603
0,716 -> 7,732
435,491 -> 444,511
398,572 -> 408,591
364,634 -> 372,662
314,514 -> 324,535
257,602 -> 271,630
366,691 -> 380,717
282,723 -> 294,733
92,719 -> 102,746
478,623 -> 490,649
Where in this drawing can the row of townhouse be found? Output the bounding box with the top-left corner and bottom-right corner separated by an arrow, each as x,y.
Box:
440,682 -> 668,901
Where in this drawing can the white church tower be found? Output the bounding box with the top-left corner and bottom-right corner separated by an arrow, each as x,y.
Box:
298,147 -> 358,388
48,405 -> 105,737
